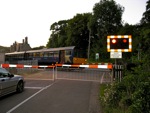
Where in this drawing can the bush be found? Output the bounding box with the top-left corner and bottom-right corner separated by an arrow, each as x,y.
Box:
100,57 -> 150,113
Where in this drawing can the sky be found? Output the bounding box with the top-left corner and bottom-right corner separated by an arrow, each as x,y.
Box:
0,0 -> 148,48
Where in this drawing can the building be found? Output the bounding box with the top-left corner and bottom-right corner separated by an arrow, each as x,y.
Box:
10,37 -> 31,52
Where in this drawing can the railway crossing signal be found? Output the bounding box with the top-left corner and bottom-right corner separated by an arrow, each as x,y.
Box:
107,35 -> 132,58
110,38 -> 129,49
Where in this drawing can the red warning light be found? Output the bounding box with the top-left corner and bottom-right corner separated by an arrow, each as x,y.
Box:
112,39 -> 117,44
123,39 -> 127,43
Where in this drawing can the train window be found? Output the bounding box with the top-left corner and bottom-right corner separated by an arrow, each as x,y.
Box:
29,53 -> 33,57
49,53 -> 54,57
33,53 -> 36,57
43,52 -> 49,57
33,52 -> 40,57
74,49 -> 87,58
54,52 -> 59,57
40,53 -> 43,57
66,50 -> 71,55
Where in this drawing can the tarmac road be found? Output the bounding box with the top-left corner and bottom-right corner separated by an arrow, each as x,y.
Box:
0,79 -> 101,113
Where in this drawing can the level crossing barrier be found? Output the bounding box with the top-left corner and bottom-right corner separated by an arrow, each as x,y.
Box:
1,63 -> 113,83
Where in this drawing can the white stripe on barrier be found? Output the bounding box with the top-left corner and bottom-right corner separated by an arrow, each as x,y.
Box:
79,65 -> 89,68
62,64 -> 72,67
98,65 -> 107,69
9,64 -> 17,67
24,65 -> 32,68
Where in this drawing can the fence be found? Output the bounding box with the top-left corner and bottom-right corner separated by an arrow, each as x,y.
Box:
112,65 -> 124,82
17,60 -> 38,74
55,64 -> 112,83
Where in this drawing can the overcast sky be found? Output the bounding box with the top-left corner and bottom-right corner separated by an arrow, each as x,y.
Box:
0,0 -> 148,48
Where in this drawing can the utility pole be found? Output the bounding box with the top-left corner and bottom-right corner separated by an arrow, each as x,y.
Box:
88,31 -> 91,61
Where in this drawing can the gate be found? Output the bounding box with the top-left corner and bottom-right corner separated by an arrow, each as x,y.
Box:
55,64 -> 112,83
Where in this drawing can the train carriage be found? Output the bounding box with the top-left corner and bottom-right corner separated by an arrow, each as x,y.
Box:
5,46 -> 87,65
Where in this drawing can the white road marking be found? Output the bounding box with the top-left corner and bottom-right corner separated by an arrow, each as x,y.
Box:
6,82 -> 56,113
100,73 -> 105,84
25,78 -> 54,81
25,87 -> 44,89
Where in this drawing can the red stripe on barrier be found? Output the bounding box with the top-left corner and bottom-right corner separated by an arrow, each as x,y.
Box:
89,65 -> 98,68
107,65 -> 113,69
1,64 -> 9,68
32,65 -> 39,68
56,64 -> 63,67
47,65 -> 55,68
71,65 -> 80,68
17,64 -> 24,68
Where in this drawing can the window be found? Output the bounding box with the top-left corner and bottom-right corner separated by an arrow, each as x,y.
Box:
54,52 -> 59,57
66,50 -> 71,55
74,49 -> 87,58
43,52 -> 49,57
33,53 -> 40,57
49,53 -> 54,57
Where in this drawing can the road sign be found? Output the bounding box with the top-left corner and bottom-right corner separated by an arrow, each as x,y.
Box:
110,52 -> 122,58
95,53 -> 99,60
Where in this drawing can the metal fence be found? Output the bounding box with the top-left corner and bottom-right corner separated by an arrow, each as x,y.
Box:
5,60 -> 38,74
112,65 -> 124,82
55,66 -> 112,83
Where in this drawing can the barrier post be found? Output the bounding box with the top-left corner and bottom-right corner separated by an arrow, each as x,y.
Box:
55,65 -> 57,80
53,66 -> 55,81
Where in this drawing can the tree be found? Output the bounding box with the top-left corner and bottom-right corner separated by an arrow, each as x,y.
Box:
66,13 -> 91,50
46,20 -> 69,48
141,0 -> 150,24
140,0 -> 150,55
89,0 -> 124,60
47,13 -> 91,50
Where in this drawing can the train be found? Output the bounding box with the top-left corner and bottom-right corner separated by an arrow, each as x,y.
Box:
5,46 -> 87,65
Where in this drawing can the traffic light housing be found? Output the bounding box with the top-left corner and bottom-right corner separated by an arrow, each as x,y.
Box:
110,38 -> 129,49
107,35 -> 132,52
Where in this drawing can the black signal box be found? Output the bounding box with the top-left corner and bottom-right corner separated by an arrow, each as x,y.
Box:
110,38 -> 129,49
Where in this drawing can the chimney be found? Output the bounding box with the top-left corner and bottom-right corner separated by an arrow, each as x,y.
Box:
25,37 -> 28,44
23,39 -> 24,44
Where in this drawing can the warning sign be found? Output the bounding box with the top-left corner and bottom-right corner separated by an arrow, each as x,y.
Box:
110,52 -> 122,58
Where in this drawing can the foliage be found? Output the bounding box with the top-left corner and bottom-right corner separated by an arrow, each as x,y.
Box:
140,0 -> 150,24
46,20 -> 69,48
32,46 -> 45,50
66,13 -> 91,50
0,46 -> 10,53
88,0 -> 124,60
46,13 -> 91,51
100,53 -> 150,113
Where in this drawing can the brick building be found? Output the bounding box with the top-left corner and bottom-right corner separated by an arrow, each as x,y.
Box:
10,37 -> 31,52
